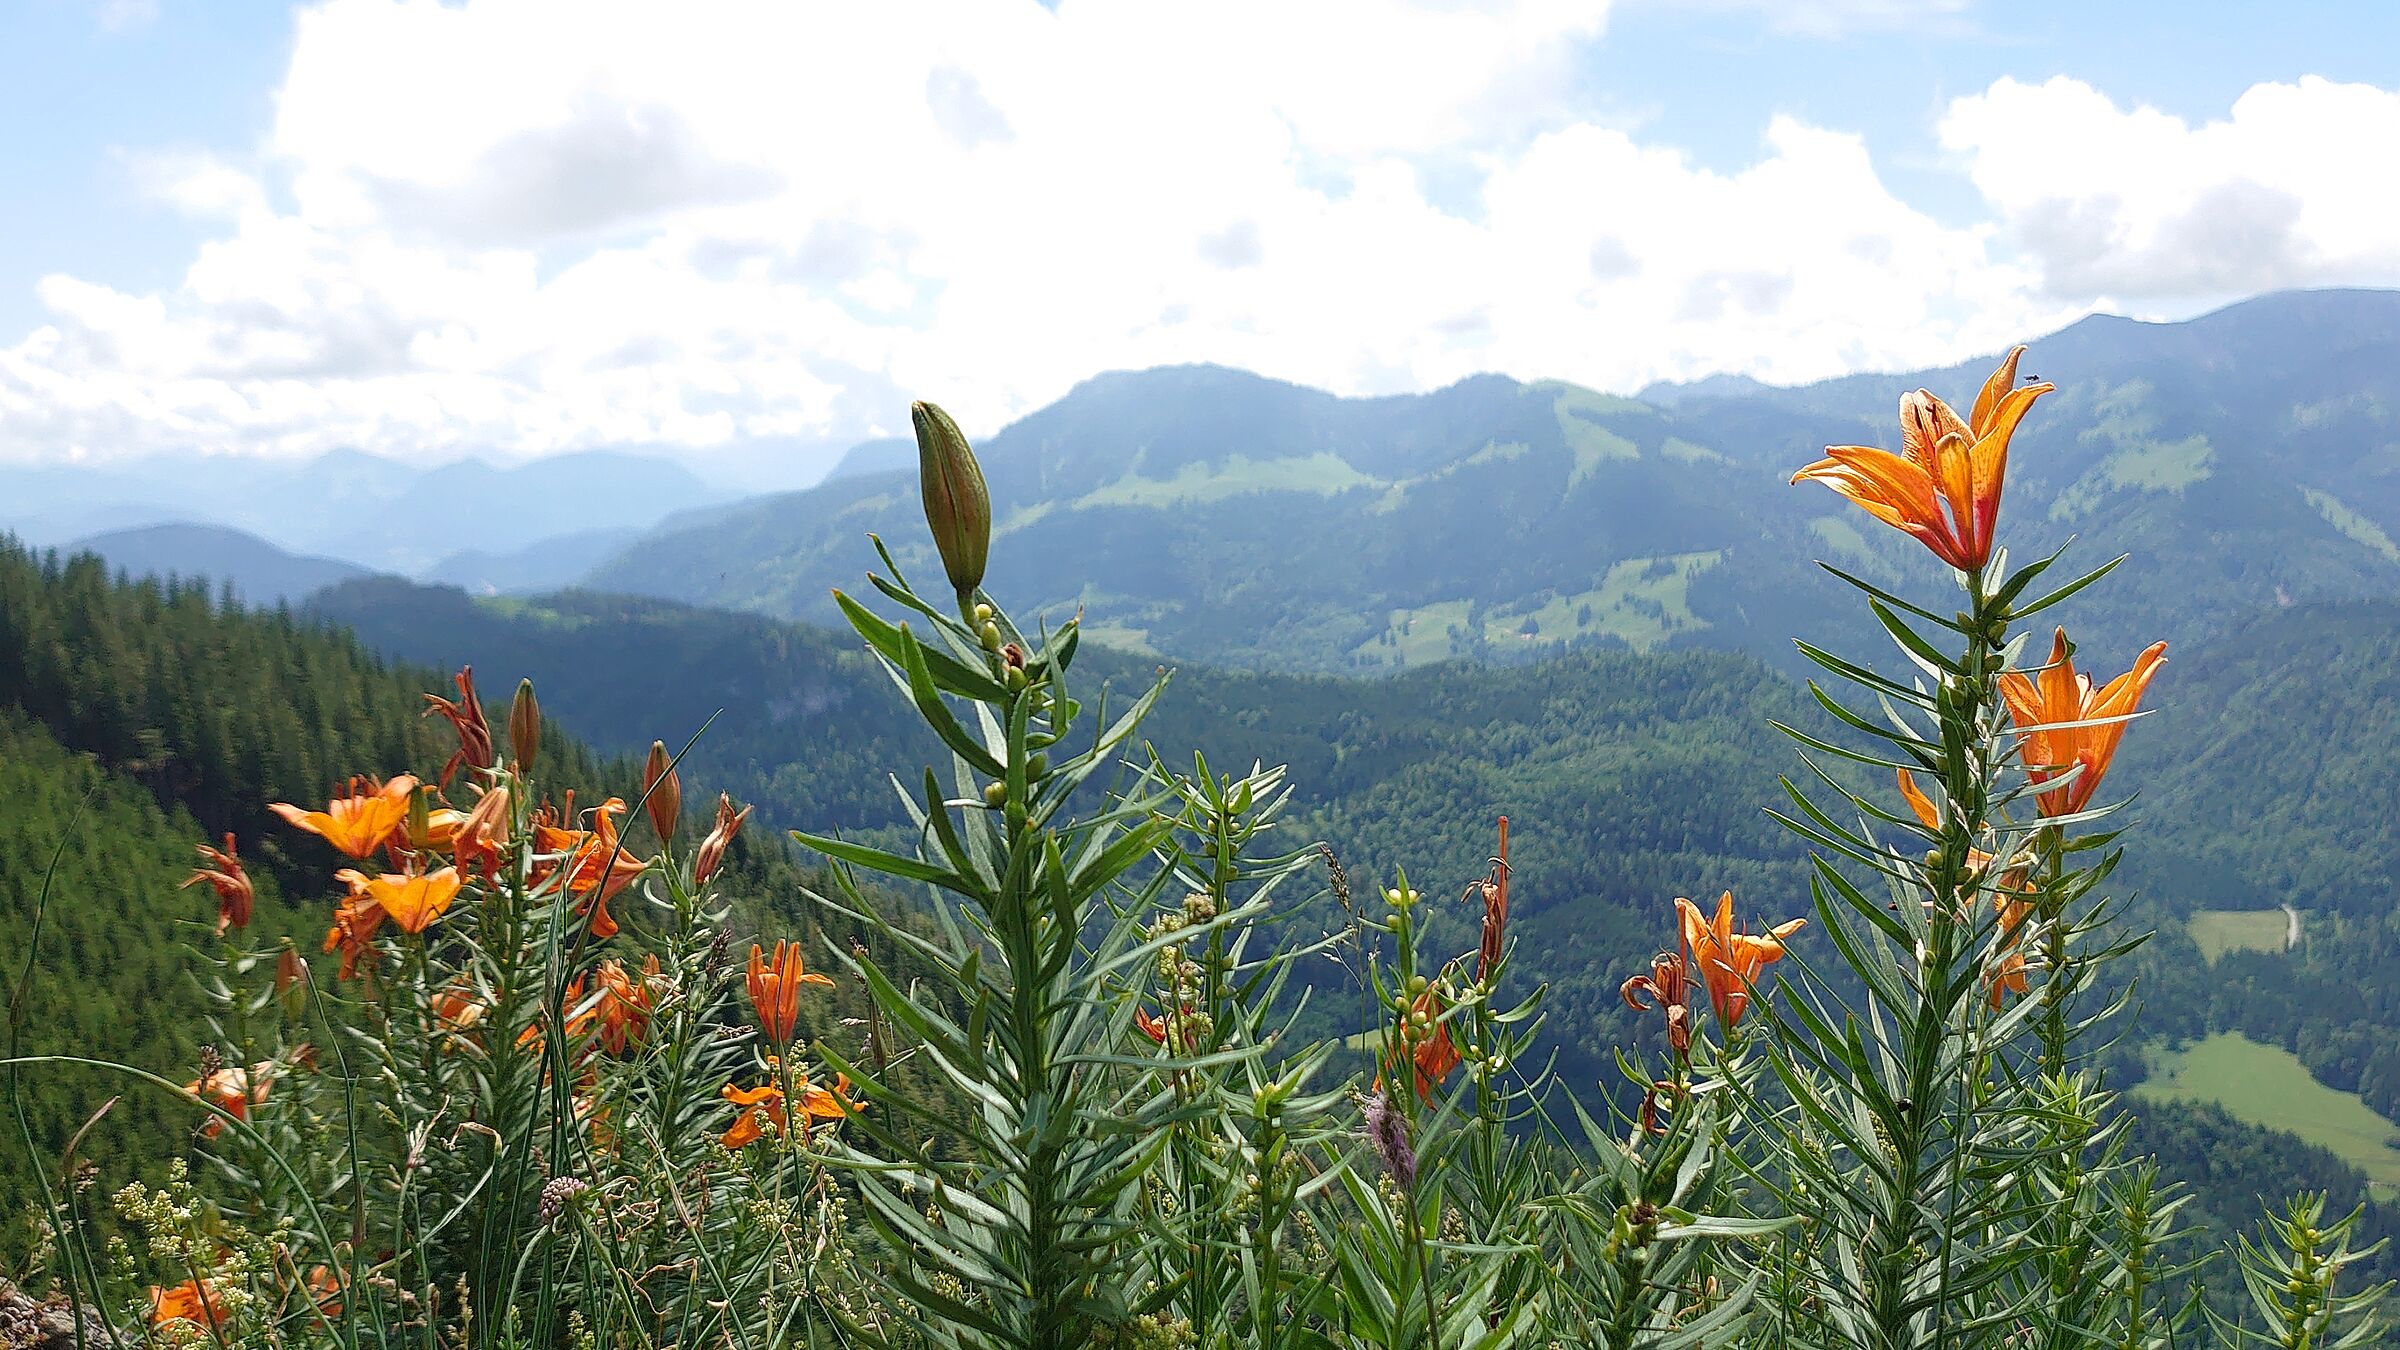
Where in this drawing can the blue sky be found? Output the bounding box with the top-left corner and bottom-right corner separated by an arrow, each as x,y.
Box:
2,0 -> 2396,480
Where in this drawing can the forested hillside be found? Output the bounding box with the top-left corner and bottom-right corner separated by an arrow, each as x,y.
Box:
0,538 -> 918,1219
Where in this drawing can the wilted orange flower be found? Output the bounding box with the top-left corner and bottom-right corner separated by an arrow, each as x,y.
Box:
1407,990 -> 1460,1103
182,832 -> 254,935
1136,1005 -> 1170,1045
1676,891 -> 1805,1031
151,1277 -> 226,1329
323,870 -> 387,980
535,797 -> 648,938
1792,347 -> 2052,573
720,1066 -> 854,1148
1470,816 -> 1510,983
188,1061 -> 273,1139
275,946 -> 309,1000
692,793 -> 751,887
747,940 -> 833,1045
1998,628 -> 2169,819
305,1264 -> 345,1319
364,867 -> 462,935
423,665 -> 494,786
432,978 -> 487,1034
594,956 -> 660,1055
272,775 -> 420,859
452,784 -> 511,879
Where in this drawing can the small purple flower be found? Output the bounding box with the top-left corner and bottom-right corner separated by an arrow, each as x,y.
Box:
1364,1086 -> 1416,1191
537,1175 -> 589,1223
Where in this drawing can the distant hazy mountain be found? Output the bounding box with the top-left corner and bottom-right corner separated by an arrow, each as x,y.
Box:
586,289 -> 2400,673
62,523 -> 371,604
2,448 -> 730,577
822,436 -> 914,483
423,527 -> 644,595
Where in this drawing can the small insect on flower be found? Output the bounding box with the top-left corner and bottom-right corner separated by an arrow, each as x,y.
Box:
181,832 -> 253,935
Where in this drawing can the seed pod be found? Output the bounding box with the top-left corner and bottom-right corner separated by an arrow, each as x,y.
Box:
912,401 -> 991,601
643,740 -> 681,841
509,679 -> 541,772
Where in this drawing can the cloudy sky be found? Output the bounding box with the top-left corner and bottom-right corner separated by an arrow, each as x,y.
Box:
3,0 -> 2396,483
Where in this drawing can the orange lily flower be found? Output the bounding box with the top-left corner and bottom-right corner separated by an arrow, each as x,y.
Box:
1792,346 -> 2052,573
272,775 -> 420,859
720,1066 -> 854,1148
323,870 -> 387,979
1998,629 -> 2169,819
188,1061 -> 274,1139
594,956 -> 660,1055
1675,891 -> 1805,1031
747,940 -> 833,1045
422,665 -> 494,786
151,1277 -> 227,1329
181,832 -> 254,935
364,867 -> 462,935
692,793 -> 751,887
535,797 -> 648,938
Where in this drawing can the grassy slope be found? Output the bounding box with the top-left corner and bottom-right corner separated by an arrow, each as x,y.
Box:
2138,1033 -> 2400,1193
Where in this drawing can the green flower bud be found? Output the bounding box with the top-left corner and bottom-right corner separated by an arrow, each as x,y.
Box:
1026,752 -> 1048,780
912,400 -> 991,600
509,678 -> 541,771
982,782 -> 1008,808
979,621 -> 1004,651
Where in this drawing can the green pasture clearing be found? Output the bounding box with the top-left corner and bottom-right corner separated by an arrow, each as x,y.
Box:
1075,452 -> 1379,510
2187,908 -> 2290,963
2136,1033 -> 2400,1195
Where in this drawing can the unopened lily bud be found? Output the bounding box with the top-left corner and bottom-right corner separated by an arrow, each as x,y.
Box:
912,400 -> 991,601
509,679 -> 541,772
643,741 -> 681,841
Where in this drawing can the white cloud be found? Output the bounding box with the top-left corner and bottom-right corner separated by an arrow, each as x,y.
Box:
8,1 -> 2384,474
1939,75 -> 2400,305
